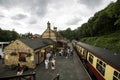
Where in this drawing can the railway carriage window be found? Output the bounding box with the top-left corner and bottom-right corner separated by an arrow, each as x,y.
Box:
99,61 -> 102,65
80,47 -> 82,52
96,59 -> 106,76
114,71 -> 118,77
77,46 -> 79,50
88,54 -> 93,64
103,64 -> 106,67
83,49 -> 88,56
113,71 -> 120,80
83,49 -> 87,54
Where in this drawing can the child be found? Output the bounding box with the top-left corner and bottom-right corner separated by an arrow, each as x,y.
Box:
17,64 -> 24,75
51,58 -> 56,70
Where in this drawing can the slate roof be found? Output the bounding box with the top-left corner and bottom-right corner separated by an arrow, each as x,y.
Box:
77,42 -> 120,71
19,38 -> 54,50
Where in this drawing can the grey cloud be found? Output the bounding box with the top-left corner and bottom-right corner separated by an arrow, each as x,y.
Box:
0,0 -> 48,17
34,0 -> 48,17
0,15 -> 5,18
77,0 -> 103,9
0,11 -> 5,18
66,17 -> 82,25
29,19 -> 37,24
11,14 -> 27,20
13,22 -> 21,25
0,0 -> 19,9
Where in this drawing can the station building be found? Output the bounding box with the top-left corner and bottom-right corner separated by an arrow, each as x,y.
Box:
4,21 -> 67,68
4,38 -> 54,68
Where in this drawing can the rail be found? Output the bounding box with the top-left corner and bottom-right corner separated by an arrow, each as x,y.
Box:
0,72 -> 36,80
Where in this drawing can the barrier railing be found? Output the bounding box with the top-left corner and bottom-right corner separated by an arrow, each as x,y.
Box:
0,72 -> 36,80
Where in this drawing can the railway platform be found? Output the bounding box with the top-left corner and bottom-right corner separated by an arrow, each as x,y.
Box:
0,44 -> 91,80
34,52 -> 91,80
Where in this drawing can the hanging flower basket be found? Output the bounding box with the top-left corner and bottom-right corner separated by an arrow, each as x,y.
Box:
10,52 -> 17,56
26,53 -> 32,57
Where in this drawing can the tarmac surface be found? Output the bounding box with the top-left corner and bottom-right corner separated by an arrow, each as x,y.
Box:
0,44 -> 91,80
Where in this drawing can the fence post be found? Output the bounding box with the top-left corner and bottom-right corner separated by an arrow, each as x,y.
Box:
53,74 -> 60,80
33,72 -> 36,80
56,74 -> 60,80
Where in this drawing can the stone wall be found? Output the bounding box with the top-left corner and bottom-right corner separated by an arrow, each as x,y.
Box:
4,40 -> 35,68
4,40 -> 54,69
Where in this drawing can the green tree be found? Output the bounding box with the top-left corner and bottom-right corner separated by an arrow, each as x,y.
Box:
59,28 -> 74,41
19,32 -> 33,39
0,28 -> 19,41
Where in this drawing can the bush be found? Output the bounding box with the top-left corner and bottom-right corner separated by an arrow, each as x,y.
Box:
10,52 -> 17,56
26,53 -> 32,57
79,31 -> 120,53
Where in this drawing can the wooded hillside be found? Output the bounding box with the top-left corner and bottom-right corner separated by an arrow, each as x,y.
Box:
59,0 -> 120,53
74,0 -> 120,39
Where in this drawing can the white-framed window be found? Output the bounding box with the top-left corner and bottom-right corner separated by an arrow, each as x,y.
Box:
88,54 -> 94,64
113,70 -> 120,80
96,59 -> 106,76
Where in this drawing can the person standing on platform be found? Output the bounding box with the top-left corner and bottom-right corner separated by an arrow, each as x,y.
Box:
51,58 -> 56,70
17,64 -> 24,75
45,59 -> 49,69
59,49 -> 63,56
46,52 -> 51,60
66,48 -> 70,58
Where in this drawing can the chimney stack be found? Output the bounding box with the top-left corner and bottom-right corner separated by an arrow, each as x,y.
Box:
54,27 -> 57,32
47,21 -> 50,29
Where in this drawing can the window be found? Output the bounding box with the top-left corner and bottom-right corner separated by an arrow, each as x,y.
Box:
88,54 -> 94,64
96,59 -> 106,76
83,49 -> 88,57
113,71 -> 120,80
83,49 -> 87,54
80,47 -> 82,53
19,52 -> 26,62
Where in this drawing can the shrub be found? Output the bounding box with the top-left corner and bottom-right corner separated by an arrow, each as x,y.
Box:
10,52 -> 17,56
26,53 -> 32,57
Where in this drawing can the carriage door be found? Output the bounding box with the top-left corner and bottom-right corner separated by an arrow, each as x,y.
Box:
83,49 -> 88,61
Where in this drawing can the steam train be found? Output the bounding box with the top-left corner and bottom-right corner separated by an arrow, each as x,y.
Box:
72,40 -> 120,80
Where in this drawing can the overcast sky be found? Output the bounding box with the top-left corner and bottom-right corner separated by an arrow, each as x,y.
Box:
0,0 -> 117,34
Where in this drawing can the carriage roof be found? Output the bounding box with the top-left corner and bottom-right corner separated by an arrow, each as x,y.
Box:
77,41 -> 120,71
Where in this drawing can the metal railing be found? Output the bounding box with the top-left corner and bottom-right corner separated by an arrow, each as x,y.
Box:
0,72 -> 36,80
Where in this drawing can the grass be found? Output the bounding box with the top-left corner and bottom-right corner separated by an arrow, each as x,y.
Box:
80,30 -> 120,53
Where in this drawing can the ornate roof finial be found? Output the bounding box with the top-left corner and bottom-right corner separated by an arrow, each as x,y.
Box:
47,21 -> 50,29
